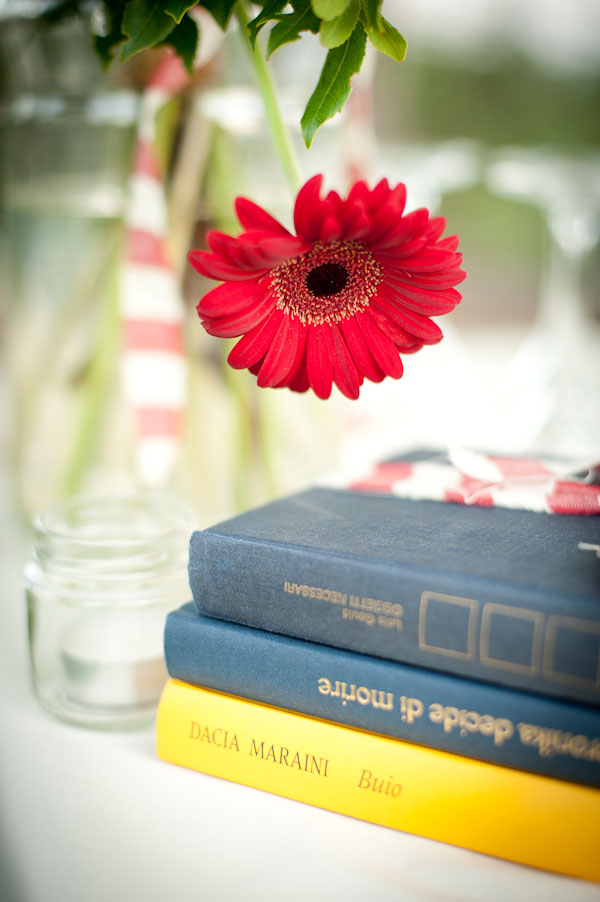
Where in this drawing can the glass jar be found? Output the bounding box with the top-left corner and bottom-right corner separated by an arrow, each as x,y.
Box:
24,493 -> 195,729
0,10 -> 141,518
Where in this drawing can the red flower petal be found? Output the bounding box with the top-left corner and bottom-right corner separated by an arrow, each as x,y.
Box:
248,358 -> 264,376
345,180 -> 370,209
293,175 -> 333,242
374,235 -> 429,261
369,208 -> 430,251
424,216 -> 446,243
203,230 -> 305,275
206,230 -> 237,256
400,341 -> 425,354
338,199 -> 372,240
436,234 -> 460,252
370,294 -> 443,343
365,204 -> 406,245
367,302 -> 421,348
188,250 -> 265,282
246,234 -> 308,264
306,326 -> 333,399
340,318 -> 385,383
203,289 -> 276,338
206,231 -> 263,271
235,196 -> 292,235
227,309 -> 284,368
323,189 -> 344,224
257,315 -> 302,387
231,234 -> 299,270
368,179 -> 392,209
197,279 -> 266,318
390,269 -> 466,291
275,322 -> 308,388
388,182 -> 407,213
355,309 -> 404,378
319,214 -> 343,243
388,247 -> 460,273
364,192 -> 410,247
324,323 -> 361,400
380,281 -> 459,315
287,366 -> 311,394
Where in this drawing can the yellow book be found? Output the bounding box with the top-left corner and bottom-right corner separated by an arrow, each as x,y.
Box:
157,679 -> 600,883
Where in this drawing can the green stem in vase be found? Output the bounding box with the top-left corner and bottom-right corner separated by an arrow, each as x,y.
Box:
235,0 -> 303,195
60,238 -> 122,497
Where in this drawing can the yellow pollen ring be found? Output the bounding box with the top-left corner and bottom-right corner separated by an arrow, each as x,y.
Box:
270,241 -> 383,326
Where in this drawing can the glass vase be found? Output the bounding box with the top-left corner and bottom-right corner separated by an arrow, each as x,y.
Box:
0,8 -> 139,517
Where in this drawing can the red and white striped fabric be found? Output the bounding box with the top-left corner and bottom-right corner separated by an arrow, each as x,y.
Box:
347,448 -> 600,515
120,53 -> 190,486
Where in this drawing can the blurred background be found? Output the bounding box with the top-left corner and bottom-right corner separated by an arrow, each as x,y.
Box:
1,0 -> 599,527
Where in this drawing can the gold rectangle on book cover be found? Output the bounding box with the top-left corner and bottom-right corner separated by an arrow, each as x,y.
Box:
418,591 -> 479,661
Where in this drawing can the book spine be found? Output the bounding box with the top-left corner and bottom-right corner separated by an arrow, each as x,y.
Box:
164,608 -> 600,788
189,531 -> 600,706
157,679 -> 600,883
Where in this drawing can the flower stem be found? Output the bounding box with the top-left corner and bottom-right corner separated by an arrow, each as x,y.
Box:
235,0 -> 303,194
60,238 -> 122,497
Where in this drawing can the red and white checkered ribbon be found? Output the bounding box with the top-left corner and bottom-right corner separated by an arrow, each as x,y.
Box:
120,53 -> 190,486
348,448 -> 600,515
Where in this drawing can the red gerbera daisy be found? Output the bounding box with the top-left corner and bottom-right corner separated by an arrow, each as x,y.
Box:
188,175 -> 465,400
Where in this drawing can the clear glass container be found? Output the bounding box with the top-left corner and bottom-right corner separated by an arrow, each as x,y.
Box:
24,493 -> 195,729
0,7 -> 142,517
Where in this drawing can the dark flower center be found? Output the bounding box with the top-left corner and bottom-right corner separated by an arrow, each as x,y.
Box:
271,241 -> 382,325
305,262 -> 349,298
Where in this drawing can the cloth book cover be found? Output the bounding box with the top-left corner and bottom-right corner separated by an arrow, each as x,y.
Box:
157,679 -> 600,883
165,604 -> 600,787
188,477 -> 600,706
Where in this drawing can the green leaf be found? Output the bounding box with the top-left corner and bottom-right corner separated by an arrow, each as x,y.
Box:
247,0 -> 289,48
197,0 -> 238,29
164,0 -> 197,24
319,0 -> 359,48
93,1 -> 127,68
311,0 -> 349,22
267,0 -> 321,57
365,15 -> 406,63
120,0 -> 177,60
364,0 -> 382,30
301,22 -> 366,147
160,12 -> 199,72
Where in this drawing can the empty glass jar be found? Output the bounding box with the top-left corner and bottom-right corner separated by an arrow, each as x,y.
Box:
25,492 -> 194,729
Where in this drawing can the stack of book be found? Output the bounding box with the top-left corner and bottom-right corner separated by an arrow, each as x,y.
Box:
157,453 -> 600,882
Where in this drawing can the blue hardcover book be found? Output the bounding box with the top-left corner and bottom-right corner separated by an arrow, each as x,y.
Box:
189,485 -> 600,706
165,604 -> 600,788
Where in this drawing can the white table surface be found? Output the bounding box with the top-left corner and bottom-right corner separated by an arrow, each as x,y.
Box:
1,477 -> 600,902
